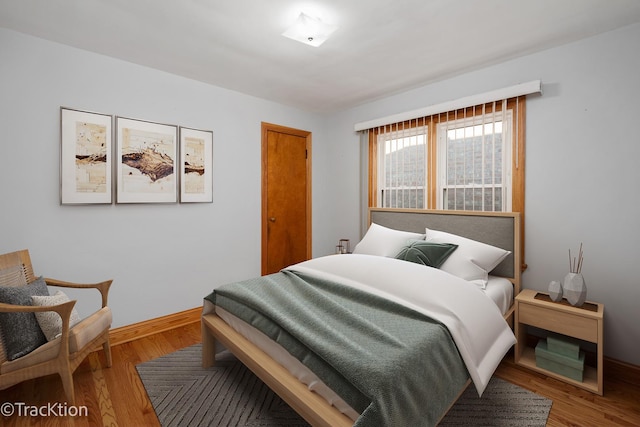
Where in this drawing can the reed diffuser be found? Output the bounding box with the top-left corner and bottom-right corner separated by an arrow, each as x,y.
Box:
564,243 -> 586,307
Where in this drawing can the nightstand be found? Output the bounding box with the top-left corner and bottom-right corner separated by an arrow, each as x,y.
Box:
514,288 -> 604,395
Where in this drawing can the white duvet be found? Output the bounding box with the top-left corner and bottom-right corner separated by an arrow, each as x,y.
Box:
286,254 -> 516,396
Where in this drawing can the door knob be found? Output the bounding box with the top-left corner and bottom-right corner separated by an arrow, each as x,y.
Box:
269,217 -> 276,222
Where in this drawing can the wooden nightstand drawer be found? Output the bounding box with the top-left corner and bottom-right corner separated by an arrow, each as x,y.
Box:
519,303 -> 598,343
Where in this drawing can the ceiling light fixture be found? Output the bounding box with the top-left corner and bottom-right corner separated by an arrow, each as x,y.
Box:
282,12 -> 337,47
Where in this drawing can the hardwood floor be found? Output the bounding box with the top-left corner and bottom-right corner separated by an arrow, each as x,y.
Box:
495,358 -> 640,427
1,321 -> 639,426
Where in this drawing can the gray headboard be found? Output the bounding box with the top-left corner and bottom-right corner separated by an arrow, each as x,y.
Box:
369,208 -> 521,289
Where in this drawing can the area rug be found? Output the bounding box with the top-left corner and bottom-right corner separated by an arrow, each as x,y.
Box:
136,344 -> 552,427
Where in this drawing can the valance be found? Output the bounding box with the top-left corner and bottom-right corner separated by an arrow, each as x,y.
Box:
354,80 -> 541,132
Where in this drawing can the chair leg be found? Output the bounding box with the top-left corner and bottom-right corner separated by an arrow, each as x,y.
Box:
103,340 -> 113,367
59,370 -> 75,405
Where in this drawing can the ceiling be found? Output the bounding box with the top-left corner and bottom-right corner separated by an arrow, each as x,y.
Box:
2,0 -> 640,112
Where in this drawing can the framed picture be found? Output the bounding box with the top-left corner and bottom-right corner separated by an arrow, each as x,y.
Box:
179,127 -> 213,203
116,117 -> 178,203
60,107 -> 113,204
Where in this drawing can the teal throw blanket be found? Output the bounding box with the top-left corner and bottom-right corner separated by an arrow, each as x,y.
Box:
205,270 -> 469,426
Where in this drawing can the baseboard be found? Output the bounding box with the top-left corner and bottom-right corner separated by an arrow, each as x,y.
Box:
605,357 -> 640,387
109,307 -> 201,347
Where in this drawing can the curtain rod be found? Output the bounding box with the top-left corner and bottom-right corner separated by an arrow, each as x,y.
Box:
354,80 -> 542,132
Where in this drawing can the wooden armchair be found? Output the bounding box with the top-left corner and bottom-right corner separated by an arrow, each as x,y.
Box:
0,249 -> 113,404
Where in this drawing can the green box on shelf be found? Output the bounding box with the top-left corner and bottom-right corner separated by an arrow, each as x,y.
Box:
535,340 -> 585,382
547,333 -> 581,359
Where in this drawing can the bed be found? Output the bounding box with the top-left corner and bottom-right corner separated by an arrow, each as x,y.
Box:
202,208 -> 522,426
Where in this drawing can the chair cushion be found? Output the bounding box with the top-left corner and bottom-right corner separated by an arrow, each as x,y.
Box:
32,290 -> 82,341
0,306 -> 112,374
68,307 -> 111,353
0,277 -> 49,360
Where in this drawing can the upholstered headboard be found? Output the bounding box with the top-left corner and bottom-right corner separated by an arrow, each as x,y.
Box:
369,208 -> 521,291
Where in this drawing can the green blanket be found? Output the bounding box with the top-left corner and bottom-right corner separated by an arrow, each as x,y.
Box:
205,270 -> 469,426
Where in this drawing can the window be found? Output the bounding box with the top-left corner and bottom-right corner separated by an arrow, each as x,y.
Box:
368,97 -> 524,214
377,125 -> 427,209
438,110 -> 512,211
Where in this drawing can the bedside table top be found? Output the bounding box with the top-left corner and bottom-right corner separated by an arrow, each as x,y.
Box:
516,288 -> 603,319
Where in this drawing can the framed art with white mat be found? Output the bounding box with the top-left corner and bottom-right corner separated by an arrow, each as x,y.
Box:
60,107 -> 113,204
179,127 -> 213,203
116,117 -> 178,203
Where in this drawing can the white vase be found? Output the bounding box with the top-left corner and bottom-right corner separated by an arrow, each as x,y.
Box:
563,273 -> 586,307
548,280 -> 563,302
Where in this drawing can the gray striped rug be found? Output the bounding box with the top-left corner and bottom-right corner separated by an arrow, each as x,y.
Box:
136,344 -> 551,426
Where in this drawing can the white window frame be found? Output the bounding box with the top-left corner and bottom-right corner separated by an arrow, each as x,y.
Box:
377,125 -> 428,209
436,111 -> 513,211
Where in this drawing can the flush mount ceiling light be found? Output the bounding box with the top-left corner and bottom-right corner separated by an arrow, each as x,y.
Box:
282,12 -> 337,47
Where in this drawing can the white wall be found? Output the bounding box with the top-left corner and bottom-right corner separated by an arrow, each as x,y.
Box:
0,28 -> 329,328
326,23 -> 640,365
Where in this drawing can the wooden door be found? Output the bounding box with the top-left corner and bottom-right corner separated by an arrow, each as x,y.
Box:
261,122 -> 311,275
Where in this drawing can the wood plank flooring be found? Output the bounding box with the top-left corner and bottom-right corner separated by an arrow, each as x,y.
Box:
1,321 -> 638,426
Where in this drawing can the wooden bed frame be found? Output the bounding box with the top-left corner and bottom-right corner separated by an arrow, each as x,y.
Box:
202,208 -> 522,427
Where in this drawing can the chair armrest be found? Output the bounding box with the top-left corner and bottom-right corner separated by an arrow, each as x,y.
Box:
44,278 -> 112,308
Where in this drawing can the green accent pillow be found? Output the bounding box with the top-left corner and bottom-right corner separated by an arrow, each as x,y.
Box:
395,240 -> 458,268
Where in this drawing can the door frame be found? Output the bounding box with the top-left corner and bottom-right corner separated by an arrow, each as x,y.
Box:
261,122 -> 312,275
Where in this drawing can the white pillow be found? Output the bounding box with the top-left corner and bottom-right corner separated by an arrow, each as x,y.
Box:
353,223 -> 425,257
425,228 -> 510,288
32,290 -> 82,341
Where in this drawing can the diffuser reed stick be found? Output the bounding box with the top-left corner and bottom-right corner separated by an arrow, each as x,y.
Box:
569,243 -> 584,273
